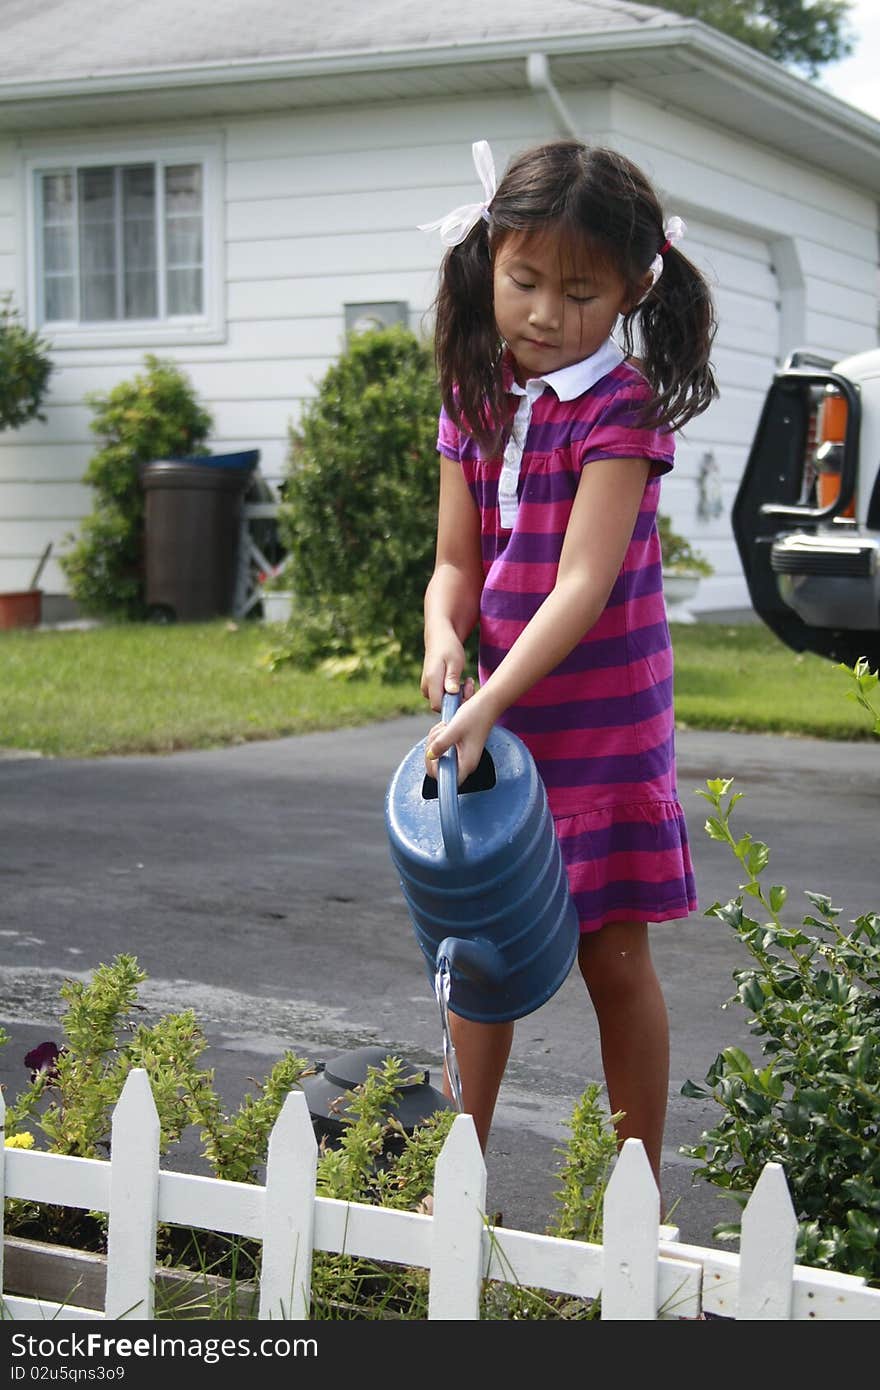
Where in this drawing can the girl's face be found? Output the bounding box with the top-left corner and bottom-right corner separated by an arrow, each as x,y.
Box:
492,231 -> 638,384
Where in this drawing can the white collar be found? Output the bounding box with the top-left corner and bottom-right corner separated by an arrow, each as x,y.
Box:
508,336 -> 625,402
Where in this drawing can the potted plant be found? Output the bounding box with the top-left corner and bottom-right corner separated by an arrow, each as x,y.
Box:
0,297 -> 54,628
259,562 -> 294,623
657,512 -> 713,616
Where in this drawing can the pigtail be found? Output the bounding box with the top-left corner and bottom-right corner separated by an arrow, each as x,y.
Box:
624,247 -> 719,431
433,222 -> 508,456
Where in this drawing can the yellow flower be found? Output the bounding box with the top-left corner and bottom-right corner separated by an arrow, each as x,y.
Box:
5,1132 -> 35,1149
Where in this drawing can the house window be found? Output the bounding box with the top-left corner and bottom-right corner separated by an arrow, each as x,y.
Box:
26,141 -> 224,347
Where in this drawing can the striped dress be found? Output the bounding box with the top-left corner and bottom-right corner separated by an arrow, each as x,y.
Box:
437,346 -> 697,934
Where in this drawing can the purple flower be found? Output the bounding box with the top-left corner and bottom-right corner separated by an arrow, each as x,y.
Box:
25,1040 -> 62,1084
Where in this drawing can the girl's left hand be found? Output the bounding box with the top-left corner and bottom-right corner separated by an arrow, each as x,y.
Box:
424,692 -> 496,785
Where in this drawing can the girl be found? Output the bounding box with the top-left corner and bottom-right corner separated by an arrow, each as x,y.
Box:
418,138 -> 718,1186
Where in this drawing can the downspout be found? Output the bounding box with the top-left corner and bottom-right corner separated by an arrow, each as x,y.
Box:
771,235 -> 807,361
526,52 -> 579,138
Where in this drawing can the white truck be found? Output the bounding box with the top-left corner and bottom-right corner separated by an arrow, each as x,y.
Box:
733,345 -> 880,668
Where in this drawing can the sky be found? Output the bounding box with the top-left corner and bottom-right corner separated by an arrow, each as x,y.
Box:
813,0 -> 880,120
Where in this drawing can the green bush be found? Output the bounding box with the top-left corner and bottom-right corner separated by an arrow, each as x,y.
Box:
60,354 -> 212,618
276,325 -> 441,671
682,771 -> 880,1281
0,295 -> 53,433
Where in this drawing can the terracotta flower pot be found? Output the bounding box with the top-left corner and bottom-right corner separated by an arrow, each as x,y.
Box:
0,589 -> 42,630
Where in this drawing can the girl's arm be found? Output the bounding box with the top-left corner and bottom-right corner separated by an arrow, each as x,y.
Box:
420,456 -> 484,711
426,455 -> 652,778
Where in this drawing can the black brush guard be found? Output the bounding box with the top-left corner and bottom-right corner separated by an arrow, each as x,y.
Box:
732,362 -> 880,667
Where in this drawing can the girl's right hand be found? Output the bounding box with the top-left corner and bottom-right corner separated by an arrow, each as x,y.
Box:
420,637 -> 475,712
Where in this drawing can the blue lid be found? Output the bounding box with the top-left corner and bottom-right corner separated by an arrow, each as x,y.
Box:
172,450 -> 260,470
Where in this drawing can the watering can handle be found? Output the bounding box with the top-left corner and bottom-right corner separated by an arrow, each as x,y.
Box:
438,690 -> 465,863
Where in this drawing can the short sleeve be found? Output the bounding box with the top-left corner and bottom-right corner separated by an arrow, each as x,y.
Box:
578,378 -> 675,478
437,404 -> 461,462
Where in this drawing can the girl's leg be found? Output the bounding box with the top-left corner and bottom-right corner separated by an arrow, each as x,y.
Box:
577,920 -> 669,1187
442,1013 -> 515,1152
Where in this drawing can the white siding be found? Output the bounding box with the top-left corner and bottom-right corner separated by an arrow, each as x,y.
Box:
0,84 -> 876,610
593,87 -> 878,614
0,93 -> 582,596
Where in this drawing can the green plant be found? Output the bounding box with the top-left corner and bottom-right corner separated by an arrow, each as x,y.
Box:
837,655 -> 880,733
547,1082 -> 621,1244
314,1055 -> 453,1211
189,1050 -> 312,1186
59,354 -> 212,619
681,776 -> 880,1281
2,953 -> 309,1252
258,561 -> 293,594
276,325 -> 442,675
0,295 -> 53,433
308,1061 -> 620,1319
657,511 -> 713,576
5,955 -> 210,1160
262,627 -> 419,684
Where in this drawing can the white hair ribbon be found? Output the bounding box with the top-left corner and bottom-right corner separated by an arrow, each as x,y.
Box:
418,140 -> 497,246
642,215 -> 687,300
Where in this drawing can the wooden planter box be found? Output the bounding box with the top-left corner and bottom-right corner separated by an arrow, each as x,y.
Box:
3,1235 -> 258,1319
3,1235 -> 400,1320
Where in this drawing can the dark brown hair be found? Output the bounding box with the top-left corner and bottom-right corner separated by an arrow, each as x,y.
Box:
432,140 -> 718,454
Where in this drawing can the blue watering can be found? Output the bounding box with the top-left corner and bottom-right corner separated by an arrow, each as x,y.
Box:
384,692 -> 579,1024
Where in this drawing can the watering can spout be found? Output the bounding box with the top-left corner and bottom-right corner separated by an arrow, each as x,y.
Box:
437,935 -> 506,989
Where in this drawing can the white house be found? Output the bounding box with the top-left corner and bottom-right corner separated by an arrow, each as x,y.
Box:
0,0 -> 877,618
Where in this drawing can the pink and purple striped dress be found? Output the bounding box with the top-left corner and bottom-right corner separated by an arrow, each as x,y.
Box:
437,346 -> 697,935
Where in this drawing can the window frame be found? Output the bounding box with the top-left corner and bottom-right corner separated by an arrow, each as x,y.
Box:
24,135 -> 225,348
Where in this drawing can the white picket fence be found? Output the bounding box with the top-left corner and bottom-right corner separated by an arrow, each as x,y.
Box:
2,1068 -> 879,1321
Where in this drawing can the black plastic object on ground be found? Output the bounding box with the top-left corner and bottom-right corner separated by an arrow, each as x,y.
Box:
141,450 -> 259,621
300,1045 -> 453,1151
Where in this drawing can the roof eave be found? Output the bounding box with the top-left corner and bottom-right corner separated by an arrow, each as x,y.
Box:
0,19 -> 876,175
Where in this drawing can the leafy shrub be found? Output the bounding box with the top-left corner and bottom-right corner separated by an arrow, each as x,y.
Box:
548,1082 -> 621,1244
60,355 -> 212,618
5,954 -> 211,1161
275,325 -> 441,671
0,295 -> 53,433
682,773 -> 880,1281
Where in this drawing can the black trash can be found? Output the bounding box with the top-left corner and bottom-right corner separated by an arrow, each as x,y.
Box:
141,450 -> 259,621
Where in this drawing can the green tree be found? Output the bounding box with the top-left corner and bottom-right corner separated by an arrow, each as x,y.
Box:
652,0 -> 854,75
0,295 -> 53,433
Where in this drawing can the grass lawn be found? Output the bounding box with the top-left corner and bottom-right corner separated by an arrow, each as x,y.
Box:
671,621 -> 872,739
0,617 -> 873,758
